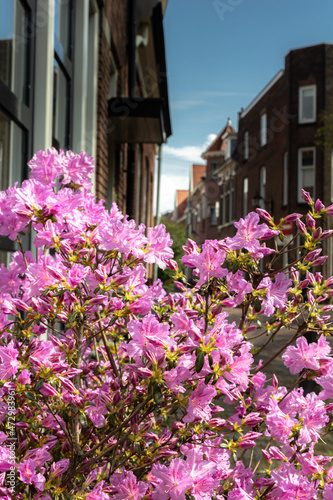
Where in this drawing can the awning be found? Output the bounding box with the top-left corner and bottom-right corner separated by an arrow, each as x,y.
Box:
108,97 -> 168,144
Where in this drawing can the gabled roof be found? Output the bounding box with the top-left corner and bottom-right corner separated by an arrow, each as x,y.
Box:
201,119 -> 236,159
191,164 -> 206,191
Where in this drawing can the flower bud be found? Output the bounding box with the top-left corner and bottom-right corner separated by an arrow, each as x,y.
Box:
321,229 -> 333,240
166,259 -> 178,271
305,248 -> 322,263
312,227 -> 322,240
39,383 -> 59,397
296,218 -> 307,234
174,281 -> 186,291
301,189 -> 313,205
314,199 -> 325,212
269,446 -> 288,461
325,204 -> 333,215
312,256 -> 327,266
306,213 -> 316,230
242,412 -> 263,427
284,213 -> 303,222
272,374 -> 278,390
256,208 -> 271,221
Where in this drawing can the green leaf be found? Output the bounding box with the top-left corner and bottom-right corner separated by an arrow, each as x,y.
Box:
254,299 -> 262,313
208,354 -> 214,369
25,391 -> 36,402
34,380 -> 44,391
195,351 -> 205,373
53,289 -> 66,297
67,311 -> 77,323
204,373 -> 213,385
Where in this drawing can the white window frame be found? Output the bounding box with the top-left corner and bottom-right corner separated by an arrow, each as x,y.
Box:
299,85 -> 316,124
229,176 -> 234,223
283,152 -> 288,206
221,183 -> 226,225
244,131 -> 249,160
243,177 -> 248,218
260,114 -> 267,147
259,166 -> 266,209
298,147 -> 315,203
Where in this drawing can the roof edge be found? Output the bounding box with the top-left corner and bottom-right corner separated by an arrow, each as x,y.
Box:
240,70 -> 284,119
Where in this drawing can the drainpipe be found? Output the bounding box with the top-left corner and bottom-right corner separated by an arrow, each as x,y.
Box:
126,0 -> 136,219
155,144 -> 162,225
153,144 -> 162,282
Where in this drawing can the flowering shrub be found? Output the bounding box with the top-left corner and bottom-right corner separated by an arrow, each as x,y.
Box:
1,149 -> 333,499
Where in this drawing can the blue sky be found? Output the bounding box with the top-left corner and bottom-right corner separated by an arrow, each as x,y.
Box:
158,0 -> 333,214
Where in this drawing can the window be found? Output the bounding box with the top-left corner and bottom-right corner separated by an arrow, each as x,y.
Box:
0,0 -> 34,263
298,148 -> 315,202
52,59 -> 71,150
226,138 -> 237,160
243,177 -> 248,217
208,202 -> 219,225
259,167 -> 266,209
283,152 -> 288,206
299,85 -> 316,123
53,0 -> 73,150
0,0 -> 32,105
260,114 -> 267,147
229,176 -> 235,222
211,162 -> 218,178
54,0 -> 73,60
244,131 -> 249,160
221,183 -> 226,225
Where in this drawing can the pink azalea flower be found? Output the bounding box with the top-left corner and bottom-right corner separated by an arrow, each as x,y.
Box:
0,342 -> 19,380
61,150 -> 94,189
28,148 -> 63,187
182,240 -> 228,287
18,369 -> 32,385
85,481 -> 110,500
184,381 -> 217,423
270,462 -> 316,499
265,403 -> 295,443
50,459 -> 70,478
0,446 -> 16,472
151,457 -> 192,500
110,470 -> 148,500
226,212 -> 279,255
127,313 -> 171,364
18,458 -> 45,491
86,401 -> 108,428
282,337 -> 321,374
257,272 -> 291,316
185,448 -> 220,499
143,224 -> 174,269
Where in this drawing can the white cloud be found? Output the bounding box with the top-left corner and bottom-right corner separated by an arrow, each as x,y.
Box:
171,99 -> 206,111
163,134 -> 217,164
156,174 -> 189,216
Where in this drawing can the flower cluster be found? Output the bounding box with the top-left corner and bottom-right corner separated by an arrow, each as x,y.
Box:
0,153 -> 332,499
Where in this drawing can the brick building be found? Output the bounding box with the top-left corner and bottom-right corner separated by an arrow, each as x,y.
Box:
0,0 -> 171,262
237,43 -> 333,275
187,121 -> 237,244
186,43 -> 333,277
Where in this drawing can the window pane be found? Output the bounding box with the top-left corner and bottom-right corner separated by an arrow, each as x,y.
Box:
302,89 -> 314,120
301,150 -> 314,167
0,1 -> 31,105
54,0 -> 72,59
53,59 -> 70,149
0,1 -> 14,89
0,110 -> 25,189
302,167 -> 315,189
